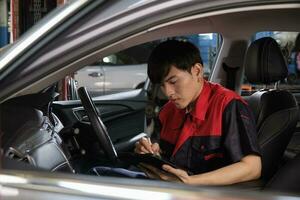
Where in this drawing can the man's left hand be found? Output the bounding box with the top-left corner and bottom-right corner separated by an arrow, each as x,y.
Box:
139,163 -> 190,183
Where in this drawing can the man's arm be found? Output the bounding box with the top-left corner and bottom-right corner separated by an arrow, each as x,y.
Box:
159,154 -> 261,185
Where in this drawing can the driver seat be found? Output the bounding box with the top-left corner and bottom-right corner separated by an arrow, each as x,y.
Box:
244,37 -> 299,182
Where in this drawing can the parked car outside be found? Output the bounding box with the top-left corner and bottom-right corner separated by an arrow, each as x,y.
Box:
74,62 -> 147,96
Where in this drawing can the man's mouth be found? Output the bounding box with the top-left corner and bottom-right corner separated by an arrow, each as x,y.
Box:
171,98 -> 180,103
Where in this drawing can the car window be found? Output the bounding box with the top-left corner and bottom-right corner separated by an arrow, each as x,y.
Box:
242,31 -> 300,96
69,33 -> 221,99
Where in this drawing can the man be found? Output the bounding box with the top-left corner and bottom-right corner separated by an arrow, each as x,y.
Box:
135,40 -> 261,185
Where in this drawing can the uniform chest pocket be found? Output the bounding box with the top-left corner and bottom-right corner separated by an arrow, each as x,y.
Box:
188,137 -> 223,173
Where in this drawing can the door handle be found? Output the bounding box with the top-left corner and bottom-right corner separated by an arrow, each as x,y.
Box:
88,72 -> 103,77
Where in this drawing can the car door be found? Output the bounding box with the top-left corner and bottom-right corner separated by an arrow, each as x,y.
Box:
103,63 -> 147,95
52,87 -> 148,153
74,63 -> 105,96
53,43 -> 152,154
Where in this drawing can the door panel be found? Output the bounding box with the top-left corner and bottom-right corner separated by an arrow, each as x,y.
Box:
53,89 -> 147,152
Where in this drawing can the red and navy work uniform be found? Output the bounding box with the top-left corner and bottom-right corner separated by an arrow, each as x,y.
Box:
156,81 -> 261,175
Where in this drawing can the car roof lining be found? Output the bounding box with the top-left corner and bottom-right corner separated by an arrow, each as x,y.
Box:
8,6 -> 300,99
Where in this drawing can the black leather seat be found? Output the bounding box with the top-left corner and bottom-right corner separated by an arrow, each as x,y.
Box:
265,153 -> 300,194
244,37 -> 299,182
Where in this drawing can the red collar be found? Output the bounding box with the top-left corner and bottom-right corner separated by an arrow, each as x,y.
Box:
189,80 -> 211,121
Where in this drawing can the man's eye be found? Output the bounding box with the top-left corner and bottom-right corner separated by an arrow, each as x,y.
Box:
170,80 -> 177,84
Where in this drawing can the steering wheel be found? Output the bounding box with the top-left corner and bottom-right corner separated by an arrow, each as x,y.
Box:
78,87 -> 118,163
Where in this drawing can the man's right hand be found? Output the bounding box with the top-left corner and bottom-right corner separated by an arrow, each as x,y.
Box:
134,137 -> 160,155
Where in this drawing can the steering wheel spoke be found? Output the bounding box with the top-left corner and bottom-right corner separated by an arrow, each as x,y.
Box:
78,87 -> 118,163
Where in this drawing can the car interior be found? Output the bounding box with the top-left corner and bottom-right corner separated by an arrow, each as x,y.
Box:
1,2 -> 300,196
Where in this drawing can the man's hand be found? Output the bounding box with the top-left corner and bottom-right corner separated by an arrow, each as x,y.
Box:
161,165 -> 190,183
134,137 -> 160,155
138,163 -> 190,183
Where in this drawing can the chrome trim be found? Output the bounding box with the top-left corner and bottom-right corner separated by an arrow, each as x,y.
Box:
72,107 -> 86,122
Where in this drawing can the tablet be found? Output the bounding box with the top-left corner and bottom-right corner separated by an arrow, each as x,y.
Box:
119,152 -> 177,170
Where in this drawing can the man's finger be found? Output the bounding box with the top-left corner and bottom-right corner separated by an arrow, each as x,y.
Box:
151,143 -> 160,155
140,146 -> 151,154
134,146 -> 145,154
140,137 -> 154,153
134,142 -> 143,153
162,165 -> 188,182
162,165 -> 178,174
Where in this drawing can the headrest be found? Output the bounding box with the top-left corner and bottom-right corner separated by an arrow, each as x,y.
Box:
244,37 -> 288,84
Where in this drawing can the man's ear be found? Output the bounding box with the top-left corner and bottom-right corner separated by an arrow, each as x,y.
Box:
192,63 -> 203,77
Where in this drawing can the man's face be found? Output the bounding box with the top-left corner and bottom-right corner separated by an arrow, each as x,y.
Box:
160,64 -> 203,109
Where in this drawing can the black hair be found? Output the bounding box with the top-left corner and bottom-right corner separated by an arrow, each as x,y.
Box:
147,40 -> 203,84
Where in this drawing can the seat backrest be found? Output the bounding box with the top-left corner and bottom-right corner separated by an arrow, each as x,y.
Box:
244,37 -> 299,181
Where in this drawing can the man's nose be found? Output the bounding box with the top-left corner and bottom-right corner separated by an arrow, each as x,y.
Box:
163,84 -> 174,99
